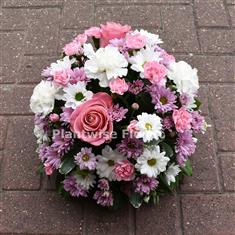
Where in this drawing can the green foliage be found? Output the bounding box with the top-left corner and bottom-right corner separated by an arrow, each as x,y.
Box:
37,162 -> 44,175
59,154 -> 76,175
194,98 -> 202,110
129,192 -> 143,208
182,160 -> 193,176
160,142 -> 174,158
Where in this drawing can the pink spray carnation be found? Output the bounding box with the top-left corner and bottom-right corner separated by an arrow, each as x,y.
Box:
127,120 -> 139,137
100,22 -> 131,47
75,33 -> 87,45
109,77 -> 129,95
49,113 -> 60,122
63,41 -> 81,56
53,69 -> 71,86
85,27 -> 101,38
173,108 -> 192,133
126,33 -> 146,49
114,160 -> 135,181
144,61 -> 167,84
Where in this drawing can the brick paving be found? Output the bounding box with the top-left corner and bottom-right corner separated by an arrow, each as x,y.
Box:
0,0 -> 234,234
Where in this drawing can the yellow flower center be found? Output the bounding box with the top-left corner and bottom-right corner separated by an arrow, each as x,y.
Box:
82,154 -> 90,162
107,160 -> 115,166
145,123 -> 152,130
147,158 -> 157,166
160,96 -> 168,105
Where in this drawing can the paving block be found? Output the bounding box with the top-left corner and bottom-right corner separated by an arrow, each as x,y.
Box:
182,194 -> 235,235
0,117 -> 8,150
2,116 -> 40,190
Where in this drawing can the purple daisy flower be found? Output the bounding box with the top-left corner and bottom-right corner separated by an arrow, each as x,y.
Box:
176,130 -> 197,166
44,146 -> 62,170
63,175 -> 88,197
134,175 -> 159,195
117,135 -> 144,159
38,143 -> 48,161
74,147 -> 97,170
163,116 -> 174,130
149,85 -> 177,113
60,107 -> 74,123
108,104 -> 128,122
93,190 -> 114,207
191,111 -> 205,133
128,80 -> 144,95
51,129 -> 74,155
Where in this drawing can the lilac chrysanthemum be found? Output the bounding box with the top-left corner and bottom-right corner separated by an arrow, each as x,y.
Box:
134,175 -> 159,195
70,67 -> 89,84
191,111 -> 205,133
128,80 -> 144,95
74,147 -> 97,170
44,146 -> 62,169
63,175 -> 88,197
60,107 -> 74,123
176,130 -> 197,166
149,85 -> 177,113
93,190 -> 113,207
38,143 -> 48,161
163,116 -> 174,130
97,179 -> 110,191
34,114 -> 49,132
51,129 -> 74,155
117,135 -> 144,159
108,104 -> 128,122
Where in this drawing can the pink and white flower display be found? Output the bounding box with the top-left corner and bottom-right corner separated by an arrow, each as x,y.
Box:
30,22 -> 207,209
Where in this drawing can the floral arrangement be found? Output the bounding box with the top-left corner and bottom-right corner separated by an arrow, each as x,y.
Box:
30,22 -> 207,209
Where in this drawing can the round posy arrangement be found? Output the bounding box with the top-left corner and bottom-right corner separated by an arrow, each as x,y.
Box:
30,22 -> 207,208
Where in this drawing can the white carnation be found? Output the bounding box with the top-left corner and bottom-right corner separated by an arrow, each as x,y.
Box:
167,61 -> 199,96
84,44 -> 128,87
30,80 -> 57,116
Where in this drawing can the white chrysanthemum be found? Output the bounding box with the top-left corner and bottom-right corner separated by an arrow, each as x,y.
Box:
50,56 -> 75,76
164,163 -> 181,185
135,146 -> 170,178
62,82 -> 93,109
128,47 -> 162,76
138,29 -> 163,47
75,174 -> 96,190
84,44 -> 128,87
33,126 -> 49,144
96,146 -> 125,181
136,113 -> 163,142
167,61 -> 199,97
30,80 -> 57,116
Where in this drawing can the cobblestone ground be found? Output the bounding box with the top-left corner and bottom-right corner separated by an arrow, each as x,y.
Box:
0,0 -> 235,234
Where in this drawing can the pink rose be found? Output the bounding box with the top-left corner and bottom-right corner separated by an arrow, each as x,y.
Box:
63,41 -> 81,56
144,61 -> 167,84
70,92 -> 113,146
44,162 -> 54,176
173,108 -> 192,133
53,69 -> 71,86
109,78 -> 129,95
85,27 -> 101,38
126,33 -> 146,49
49,113 -> 60,122
100,22 -> 131,47
114,160 -> 135,181
127,120 -> 139,137
75,33 -> 87,45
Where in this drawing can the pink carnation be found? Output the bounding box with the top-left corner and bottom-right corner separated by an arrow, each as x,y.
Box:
114,160 -> 135,181
53,69 -> 71,86
144,61 -> 167,84
49,113 -> 60,122
127,120 -> 139,137
75,33 -> 87,45
109,78 -> 129,95
173,108 -> 192,133
85,26 -> 101,38
100,22 -> 131,47
44,162 -> 54,176
126,33 -> 146,49
63,41 -> 81,56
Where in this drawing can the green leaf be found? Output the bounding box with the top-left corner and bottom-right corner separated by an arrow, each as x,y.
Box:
160,142 -> 174,157
59,155 -> 76,175
182,160 -> 193,176
37,162 -> 44,175
194,98 -> 202,110
129,192 -> 143,208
